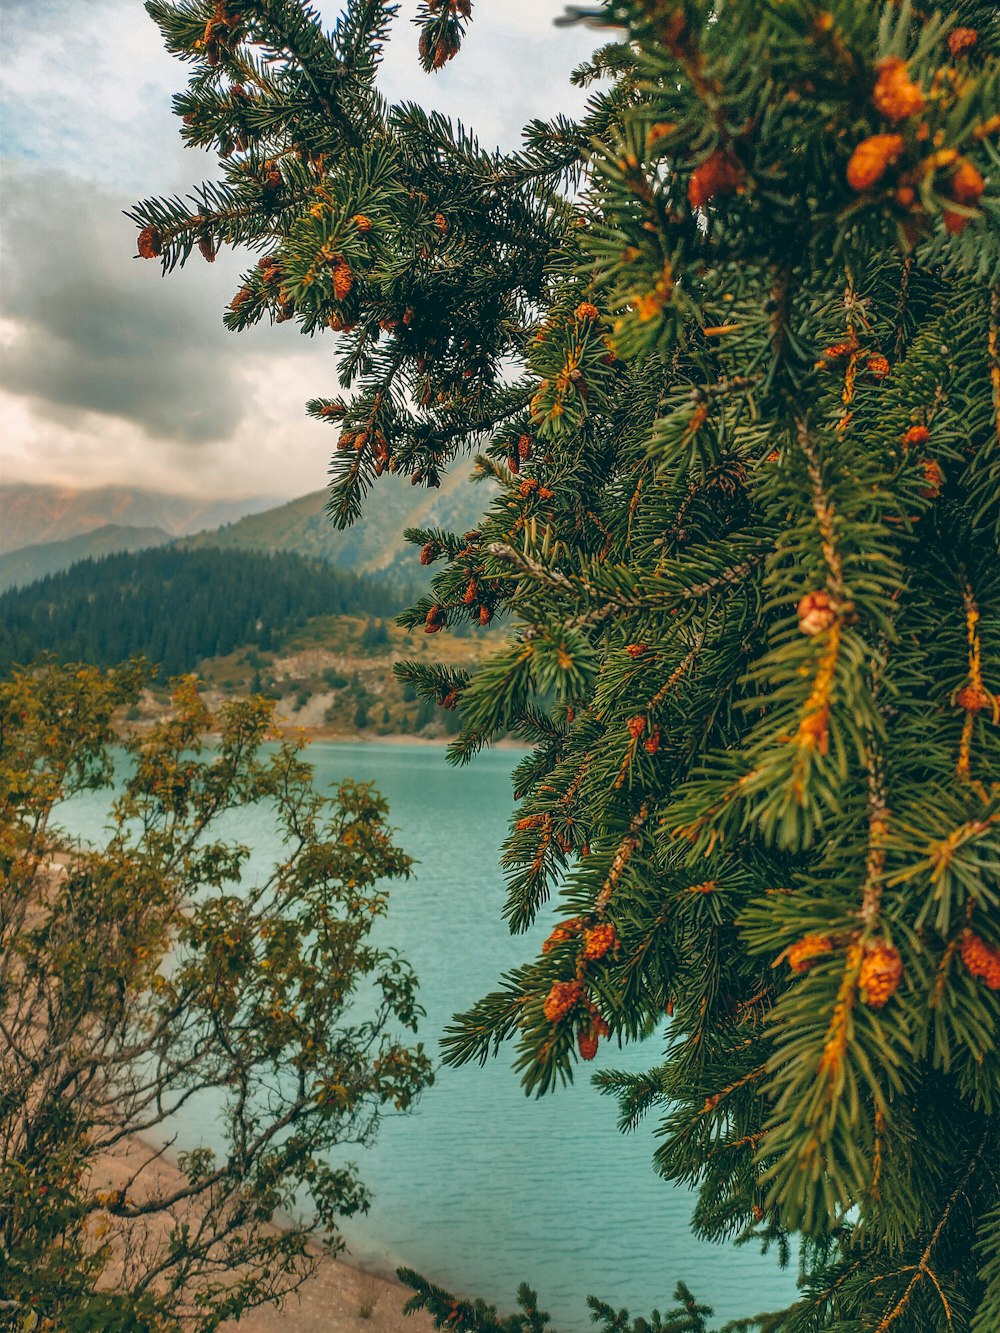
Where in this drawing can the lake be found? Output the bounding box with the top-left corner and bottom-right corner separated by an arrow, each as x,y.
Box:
58,740 -> 798,1328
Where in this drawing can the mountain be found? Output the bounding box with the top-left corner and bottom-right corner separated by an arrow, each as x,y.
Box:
184,468 -> 490,576
0,524 -> 172,593
0,484 -> 286,557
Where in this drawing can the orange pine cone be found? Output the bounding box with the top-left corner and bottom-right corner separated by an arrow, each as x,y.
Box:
515,813 -> 545,832
959,932 -> 1000,990
626,644 -> 647,658
424,605 -> 445,634
574,301 -> 600,321
352,213 -> 373,231
821,338 -> 860,360
543,979 -> 584,1023
578,1028 -> 599,1061
919,459 -> 944,498
860,942 -> 903,1008
688,149 -> 745,209
419,542 -> 440,566
332,259 -> 353,301
901,425 -> 930,449
626,715 -> 646,740
643,726 -> 661,755
872,57 -> 925,123
948,27 -> 978,57
956,683 -> 997,715
786,934 -> 833,974
797,590 -> 837,636
949,158 -> 985,205
582,923 -> 618,961
847,134 -> 905,191
137,225 -> 163,259
867,354 -> 891,380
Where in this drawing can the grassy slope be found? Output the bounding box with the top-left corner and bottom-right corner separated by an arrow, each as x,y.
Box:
182,468 -> 491,576
131,614 -> 498,744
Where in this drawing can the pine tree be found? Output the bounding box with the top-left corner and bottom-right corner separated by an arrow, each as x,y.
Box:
135,2 -> 1000,1327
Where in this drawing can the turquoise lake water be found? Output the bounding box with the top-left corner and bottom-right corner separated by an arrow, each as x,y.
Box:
58,741 -> 798,1327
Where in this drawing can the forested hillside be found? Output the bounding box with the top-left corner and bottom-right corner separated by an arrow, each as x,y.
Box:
0,546 -> 411,679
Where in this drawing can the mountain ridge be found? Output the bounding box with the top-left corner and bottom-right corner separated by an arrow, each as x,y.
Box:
0,483 -> 286,556
0,524 -> 173,593
183,468 -> 490,577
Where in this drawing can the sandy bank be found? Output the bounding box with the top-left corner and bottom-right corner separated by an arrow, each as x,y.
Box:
94,1136 -> 436,1333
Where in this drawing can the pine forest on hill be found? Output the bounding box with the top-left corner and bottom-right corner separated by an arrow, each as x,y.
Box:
0,546 -> 417,680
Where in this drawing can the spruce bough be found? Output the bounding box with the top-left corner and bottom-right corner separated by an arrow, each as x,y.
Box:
134,1 -> 1000,1327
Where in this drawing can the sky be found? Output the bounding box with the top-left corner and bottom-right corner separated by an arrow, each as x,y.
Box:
0,1 -> 598,501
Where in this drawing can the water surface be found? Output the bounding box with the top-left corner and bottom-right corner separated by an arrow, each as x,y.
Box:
60,741 -> 798,1327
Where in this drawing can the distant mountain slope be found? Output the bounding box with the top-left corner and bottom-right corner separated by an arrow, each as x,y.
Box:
184,469 -> 490,575
0,524 -> 172,593
0,483 -> 286,556
0,546 -> 405,679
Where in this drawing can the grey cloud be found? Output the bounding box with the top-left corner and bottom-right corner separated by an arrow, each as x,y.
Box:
0,166 -> 264,443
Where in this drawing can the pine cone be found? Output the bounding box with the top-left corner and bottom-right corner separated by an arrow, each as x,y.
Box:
797,591 -> 836,636
688,149 -> 744,209
137,225 -> 163,259
872,58 -> 925,123
543,979 -> 584,1023
847,134 -> 904,191
542,917 -> 583,953
577,1027 -> 599,1061
959,932 -> 1000,990
582,923 -> 618,961
786,934 -> 833,973
919,459 -> 944,498
901,425 -> 929,449
332,259 -> 353,301
951,159 -> 984,204
948,27 -> 978,57
956,683 -> 996,714
860,942 -> 903,1008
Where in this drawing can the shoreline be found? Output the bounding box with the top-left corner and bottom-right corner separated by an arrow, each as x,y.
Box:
278,725 -> 529,750
95,1133 -> 436,1333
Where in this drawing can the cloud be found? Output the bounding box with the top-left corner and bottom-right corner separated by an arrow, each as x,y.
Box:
0,164 -> 335,494
0,165 -> 256,442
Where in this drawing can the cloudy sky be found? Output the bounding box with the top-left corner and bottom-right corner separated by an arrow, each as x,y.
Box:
0,1 -> 597,500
